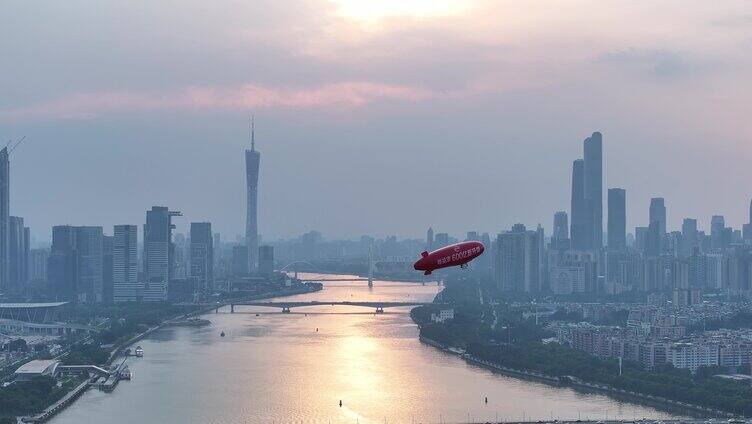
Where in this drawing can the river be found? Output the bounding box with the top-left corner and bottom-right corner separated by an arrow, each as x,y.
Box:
51,274 -> 681,424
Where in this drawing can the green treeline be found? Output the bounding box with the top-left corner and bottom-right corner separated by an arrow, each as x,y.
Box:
413,303 -> 752,416
0,376 -> 80,417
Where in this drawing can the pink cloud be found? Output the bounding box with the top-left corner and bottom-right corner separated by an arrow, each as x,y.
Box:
0,82 -> 436,122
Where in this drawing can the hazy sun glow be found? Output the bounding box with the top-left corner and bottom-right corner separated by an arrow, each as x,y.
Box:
331,0 -> 471,22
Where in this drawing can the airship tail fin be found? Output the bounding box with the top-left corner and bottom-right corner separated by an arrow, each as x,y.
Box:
424,270 -> 432,276
421,251 -> 428,258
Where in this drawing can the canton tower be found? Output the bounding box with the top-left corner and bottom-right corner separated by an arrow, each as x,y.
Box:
245,117 -> 260,273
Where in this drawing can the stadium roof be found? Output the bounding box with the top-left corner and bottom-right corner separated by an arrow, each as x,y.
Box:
15,359 -> 61,375
0,302 -> 68,309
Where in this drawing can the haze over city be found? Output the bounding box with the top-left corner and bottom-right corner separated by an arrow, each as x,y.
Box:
6,2 -> 752,424
3,0 -> 752,241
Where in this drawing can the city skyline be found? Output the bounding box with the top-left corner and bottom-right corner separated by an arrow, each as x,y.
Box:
2,1 -> 752,240
10,128 -> 752,246
5,3 -> 752,422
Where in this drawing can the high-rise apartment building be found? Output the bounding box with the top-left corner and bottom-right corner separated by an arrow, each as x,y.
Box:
190,222 -> 213,293
494,225 -> 541,293
144,206 -> 181,300
113,225 -> 138,303
258,245 -> 274,277
681,218 -> 698,258
607,188 -> 626,251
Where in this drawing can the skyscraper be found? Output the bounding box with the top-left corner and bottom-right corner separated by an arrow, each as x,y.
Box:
144,206 -> 181,300
30,248 -> 48,282
649,198 -> 667,236
553,211 -> 569,241
426,227 -> 434,251
245,118 -> 261,273
258,245 -> 274,277
23,226 -> 29,285
102,235 -> 113,304
570,159 -> 588,250
190,222 -> 213,293
434,232 -> 449,249
113,225 -> 137,302
634,226 -> 648,252
648,197 -> 666,255
0,148 -> 8,292
645,220 -> 662,257
495,228 -> 525,292
711,215 -> 726,250
744,200 -> 752,242
583,132 -> 603,249
48,225 -> 78,302
232,245 -> 249,276
607,188 -> 626,251
552,211 -> 569,250
8,216 -> 26,292
494,225 -> 541,293
681,218 -> 698,258
76,226 -> 104,303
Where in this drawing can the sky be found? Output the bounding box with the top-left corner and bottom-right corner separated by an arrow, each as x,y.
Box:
2,0 -> 752,243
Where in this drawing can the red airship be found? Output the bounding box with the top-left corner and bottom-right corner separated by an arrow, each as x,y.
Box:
413,241 -> 485,275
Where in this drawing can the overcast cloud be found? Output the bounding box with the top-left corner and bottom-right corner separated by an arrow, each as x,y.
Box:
1,0 -> 751,243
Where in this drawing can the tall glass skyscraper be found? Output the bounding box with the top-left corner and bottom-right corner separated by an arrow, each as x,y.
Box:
113,225 -> 138,302
144,206 -> 181,300
0,147 -> 9,292
75,226 -> 103,303
649,198 -> 667,236
570,132 -> 604,251
570,159 -> 587,250
584,132 -> 603,250
245,120 -> 261,273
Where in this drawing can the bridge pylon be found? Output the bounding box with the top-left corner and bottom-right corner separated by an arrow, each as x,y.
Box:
367,246 -> 374,288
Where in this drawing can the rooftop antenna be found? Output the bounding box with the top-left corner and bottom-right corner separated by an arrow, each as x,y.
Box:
250,115 -> 255,151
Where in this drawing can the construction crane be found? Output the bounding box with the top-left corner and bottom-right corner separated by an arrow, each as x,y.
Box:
8,136 -> 26,153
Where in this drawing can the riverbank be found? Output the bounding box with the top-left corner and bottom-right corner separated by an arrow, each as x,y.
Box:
418,335 -> 731,419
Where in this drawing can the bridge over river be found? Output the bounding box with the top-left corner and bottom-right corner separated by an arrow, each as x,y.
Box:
225,300 -> 432,313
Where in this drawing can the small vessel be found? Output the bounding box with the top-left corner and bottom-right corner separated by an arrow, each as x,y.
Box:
134,346 -> 144,357
255,313 -> 260,317
220,331 -> 225,337
120,366 -> 132,380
